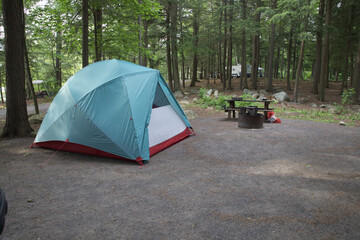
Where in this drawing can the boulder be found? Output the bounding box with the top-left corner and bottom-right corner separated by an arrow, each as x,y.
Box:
339,121 -> 346,126
310,103 -> 317,108
214,90 -> 219,99
243,88 -> 250,94
184,110 -> 197,120
319,104 -> 327,108
179,100 -> 190,105
272,91 -> 290,102
205,89 -> 213,98
28,112 -> 46,124
173,91 -> 184,98
192,97 -> 199,103
259,89 -> 268,95
298,97 -> 309,104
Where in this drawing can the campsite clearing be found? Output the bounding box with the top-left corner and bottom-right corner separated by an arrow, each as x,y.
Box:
0,109 -> 359,239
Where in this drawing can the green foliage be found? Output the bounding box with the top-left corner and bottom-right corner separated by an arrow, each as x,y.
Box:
341,88 -> 356,105
194,88 -> 262,110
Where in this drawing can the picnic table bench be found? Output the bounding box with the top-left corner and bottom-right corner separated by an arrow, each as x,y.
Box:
36,91 -> 48,98
224,98 -> 274,120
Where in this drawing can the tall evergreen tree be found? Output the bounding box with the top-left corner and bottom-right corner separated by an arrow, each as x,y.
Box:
1,0 -> 33,138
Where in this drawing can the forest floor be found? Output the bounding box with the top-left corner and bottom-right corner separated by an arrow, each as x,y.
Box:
0,78 -> 360,239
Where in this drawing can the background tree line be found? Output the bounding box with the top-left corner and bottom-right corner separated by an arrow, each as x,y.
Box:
1,0 -> 360,137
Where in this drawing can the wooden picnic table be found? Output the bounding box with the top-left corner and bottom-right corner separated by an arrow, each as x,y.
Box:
224,98 -> 274,120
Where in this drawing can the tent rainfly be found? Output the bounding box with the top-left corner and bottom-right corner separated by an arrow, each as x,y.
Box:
32,60 -> 194,164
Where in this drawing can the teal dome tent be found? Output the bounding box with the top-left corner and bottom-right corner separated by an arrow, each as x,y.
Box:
33,60 -> 194,164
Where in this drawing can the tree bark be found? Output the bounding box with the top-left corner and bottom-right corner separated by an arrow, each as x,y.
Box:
82,0 -> 89,68
240,0 -> 247,89
94,7 -> 102,62
55,30 -> 62,86
340,4 -> 354,95
227,0 -> 234,90
312,0 -> 324,94
0,72 -> 4,103
294,1 -> 310,103
166,1 -> 173,90
1,0 -> 33,138
190,6 -> 200,87
251,1 -> 261,90
218,6 -> 223,84
222,0 -> 228,90
266,0 -> 277,92
170,0 -> 181,92
319,0 -> 332,102
24,40 -> 39,115
179,5 -> 186,88
352,35 -> 360,104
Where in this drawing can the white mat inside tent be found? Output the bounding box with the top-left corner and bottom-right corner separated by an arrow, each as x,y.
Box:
148,105 -> 187,147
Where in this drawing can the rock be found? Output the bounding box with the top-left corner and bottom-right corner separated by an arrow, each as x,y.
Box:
192,97 -> 199,103
214,90 -> 219,99
298,98 -> 309,104
339,121 -> 346,126
173,91 -> 184,98
28,113 -> 46,124
183,96 -> 189,100
259,89 -> 268,95
243,88 -> 250,94
310,103 -> 317,108
184,110 -> 197,120
320,104 -> 327,108
205,89 -> 213,98
179,100 -> 190,105
272,91 -> 290,102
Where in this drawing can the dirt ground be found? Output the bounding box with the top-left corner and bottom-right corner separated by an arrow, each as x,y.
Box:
1,106 -> 360,239
0,78 -> 360,239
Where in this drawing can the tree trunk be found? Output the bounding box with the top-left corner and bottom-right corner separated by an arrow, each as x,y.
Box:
94,7 -> 102,62
227,0 -> 234,90
55,30 -> 62,86
138,0 -> 143,66
294,1 -> 310,103
341,4 -> 354,95
266,0 -> 277,92
294,39 -> 306,103
82,0 -> 89,68
171,1 -> 181,92
24,40 -> 39,115
0,72 -> 4,103
286,26 -> 293,91
190,7 -> 200,87
218,7 -> 223,84
222,0 -> 228,90
22,7 -> 39,114
251,0 -> 261,89
312,0 -> 324,94
352,35 -> 360,104
143,20 -> 149,67
179,5 -> 186,88
1,0 -> 33,138
166,1 -> 173,90
240,0 -> 247,89
319,0 -> 332,102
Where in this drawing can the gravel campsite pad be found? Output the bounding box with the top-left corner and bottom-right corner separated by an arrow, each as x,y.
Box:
0,112 -> 360,239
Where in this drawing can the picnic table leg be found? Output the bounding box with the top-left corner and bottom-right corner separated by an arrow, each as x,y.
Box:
227,100 -> 235,119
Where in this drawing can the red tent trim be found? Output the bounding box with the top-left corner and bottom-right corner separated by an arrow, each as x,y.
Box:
34,127 -> 192,162
149,127 -> 192,157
